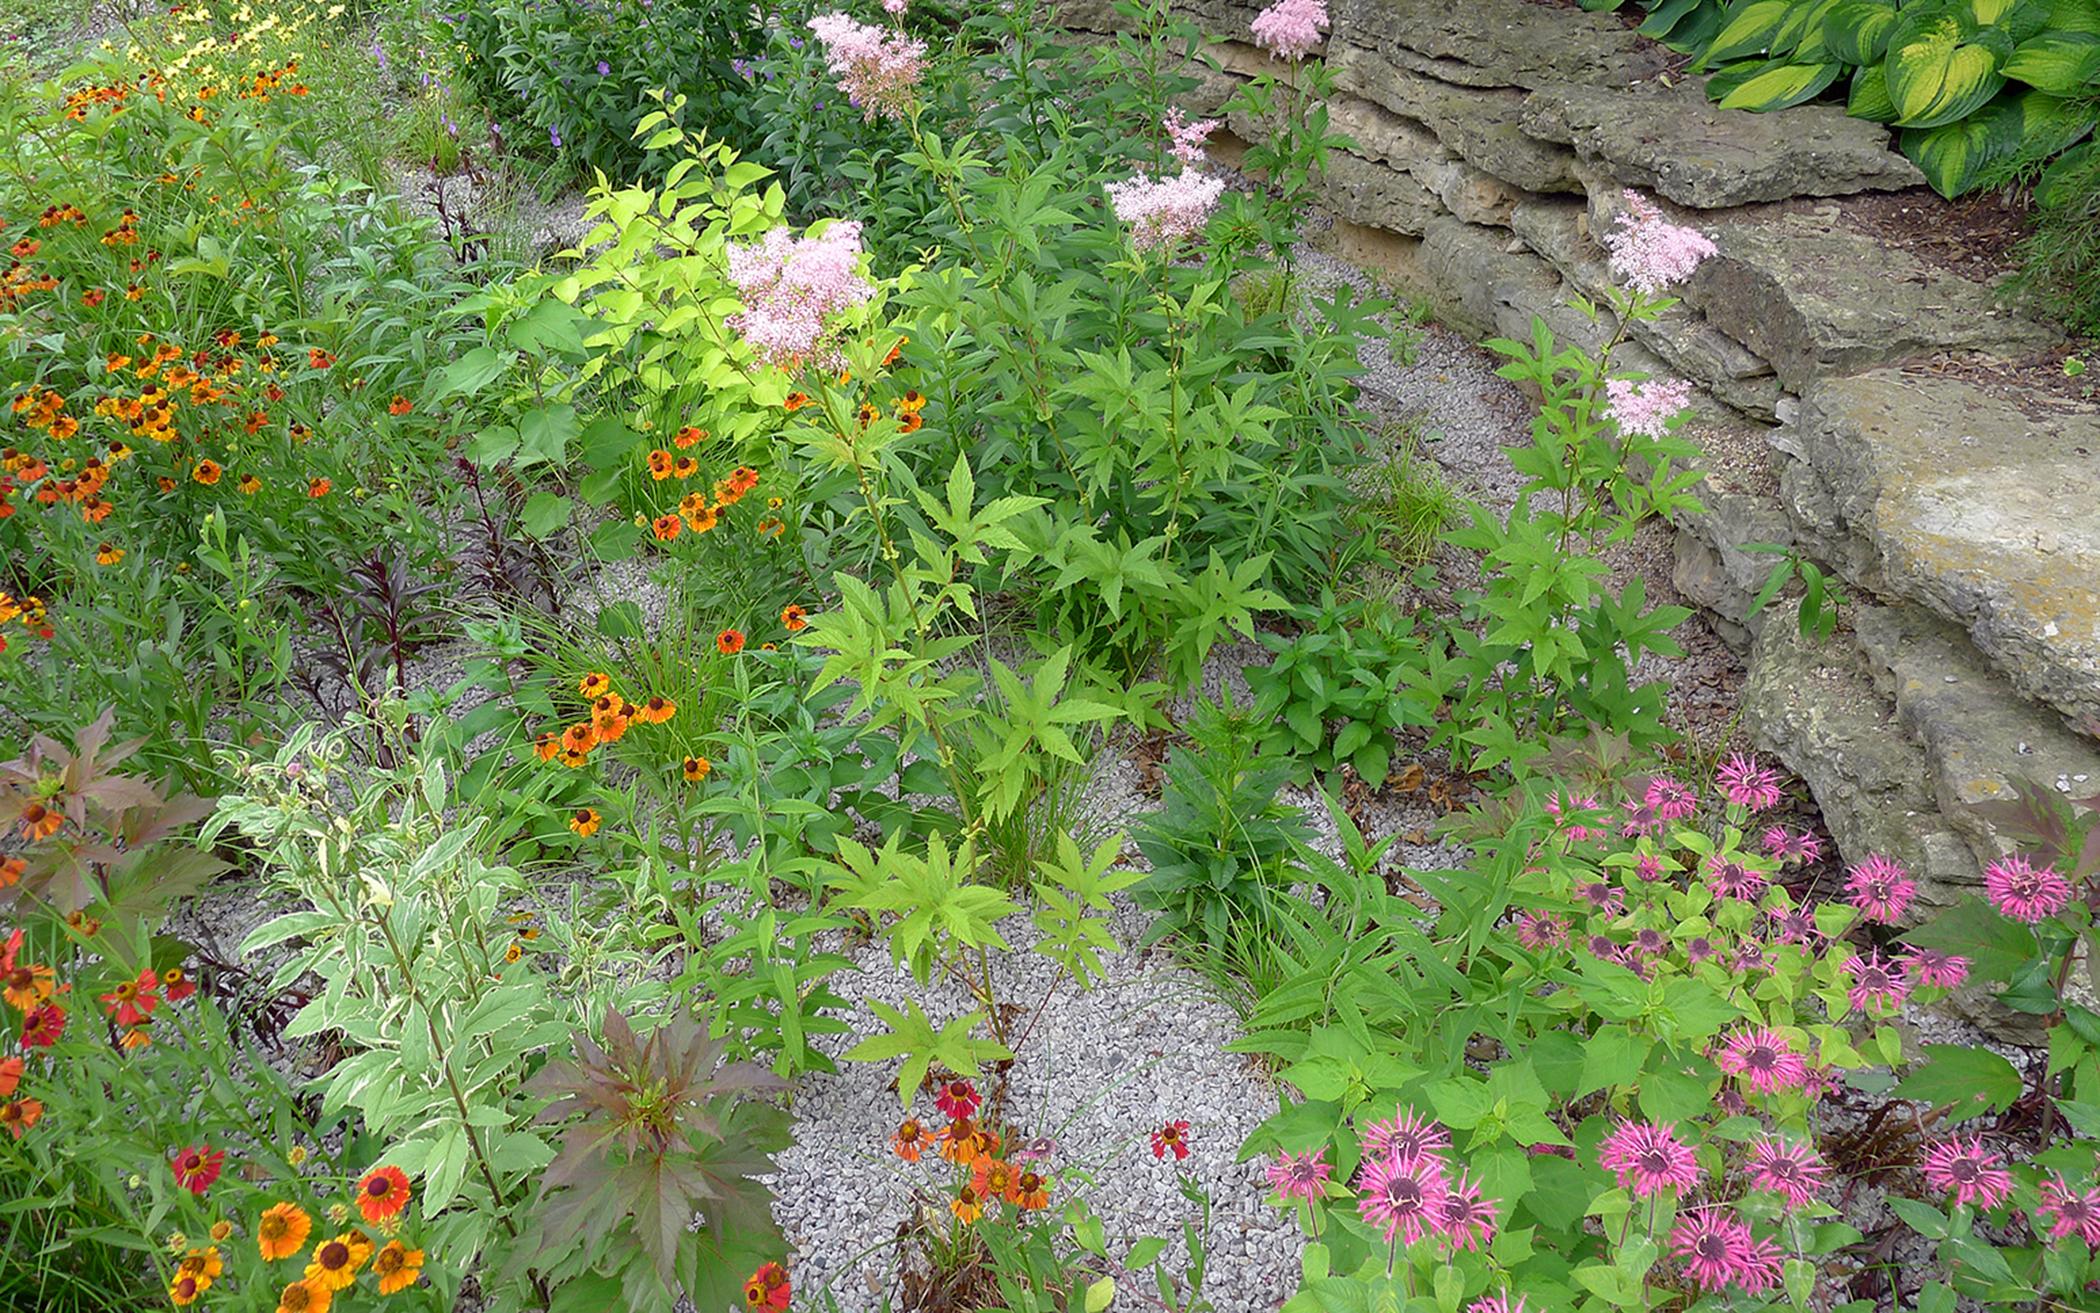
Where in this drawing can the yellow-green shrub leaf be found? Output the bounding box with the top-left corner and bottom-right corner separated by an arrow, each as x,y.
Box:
1720,60 -> 1845,110
1885,5 -> 2014,127
1847,63 -> 1902,119
1901,87 -> 2095,194
1700,0 -> 1795,65
1824,0 -> 1901,63
2004,31 -> 2100,92
1771,0 -> 1842,58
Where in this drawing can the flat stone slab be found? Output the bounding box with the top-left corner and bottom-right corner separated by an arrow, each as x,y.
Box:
1786,370 -> 2100,729
1521,81 -> 1925,209
1337,0 -> 1668,89
1330,44 -> 1583,193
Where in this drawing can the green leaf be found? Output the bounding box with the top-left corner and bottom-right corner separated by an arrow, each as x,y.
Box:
1904,894 -> 2039,981
2004,31 -> 2100,92
1718,60 -> 1844,110
1085,1278 -> 1115,1313
1701,0 -> 1795,64
1890,1044 -> 2023,1120
519,492 -> 571,539
1885,4 -> 2013,128
515,403 -> 579,468
433,346 -> 515,401
1824,0 -> 1902,63
1902,87 -> 2096,195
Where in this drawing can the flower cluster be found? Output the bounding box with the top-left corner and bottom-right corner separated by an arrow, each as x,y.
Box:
890,1079 -> 1055,1228
1162,108 -> 1219,168
726,221 -> 876,369
1601,190 -> 1718,295
1602,376 -> 1691,440
534,670 -> 688,777
1249,0 -> 1329,61
1104,170 -> 1225,254
806,13 -> 928,121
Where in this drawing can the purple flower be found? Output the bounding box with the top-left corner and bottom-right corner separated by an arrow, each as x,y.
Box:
1714,1027 -> 1807,1094
2037,1175 -> 2100,1246
1900,947 -> 1969,988
596,59 -> 611,75
1984,853 -> 2072,923
1715,753 -> 1784,812
1105,170 -> 1224,253
1645,775 -> 1699,820
1264,1148 -> 1330,1205
1605,376 -> 1692,440
1356,1150 -> 1447,1245
1598,1121 -> 1699,1198
725,220 -> 875,369
1745,1135 -> 1826,1207
1845,852 -> 1917,924
1359,1110 -> 1449,1167
1842,951 -> 1910,1013
1249,0 -> 1328,60
1921,1135 -> 2013,1209
1433,1170 -> 1498,1251
549,125 -> 563,149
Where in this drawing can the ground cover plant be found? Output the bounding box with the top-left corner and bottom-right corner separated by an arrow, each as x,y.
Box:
5,0 -> 2100,1310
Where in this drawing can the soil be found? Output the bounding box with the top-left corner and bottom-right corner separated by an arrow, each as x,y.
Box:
1895,345 -> 2100,419
1820,186 -> 2036,283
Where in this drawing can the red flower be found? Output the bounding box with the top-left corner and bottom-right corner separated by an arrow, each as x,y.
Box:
20,1004 -> 64,1048
716,629 -> 746,655
1150,1120 -> 1191,1161
355,1165 -> 411,1223
170,1144 -> 226,1195
743,1262 -> 791,1311
161,968 -> 196,1002
934,1078 -> 981,1121
99,968 -> 161,1026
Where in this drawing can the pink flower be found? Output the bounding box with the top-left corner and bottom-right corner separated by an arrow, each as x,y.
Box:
1714,753 -> 1783,811
1633,853 -> 1665,882
1467,1295 -> 1530,1313
1433,1170 -> 1498,1252
1574,880 -> 1624,916
1704,856 -> 1767,902
1599,1120 -> 1699,1197
1162,108 -> 1219,168
1984,853 -> 2072,923
1842,951 -> 1910,1013
1765,905 -> 1818,945
725,220 -> 874,370
1669,1207 -> 1754,1292
1603,190 -> 1717,294
1845,853 -> 1917,924
1745,1135 -> 1826,1207
1359,1110 -> 1449,1167
1150,1119 -> 1191,1161
1547,790 -> 1606,841
1514,911 -> 1568,950
807,13 -> 927,120
1715,1027 -> 1807,1095
883,0 -> 908,12
2037,1175 -> 2100,1246
1734,1232 -> 1785,1294
1265,1148 -> 1330,1204
1248,0 -> 1328,60
1644,775 -> 1699,821
1604,377 -> 1692,440
1900,947 -> 1969,989
1760,826 -> 1821,865
1619,799 -> 1660,837
1920,1134 -> 2012,1209
1104,169 -> 1224,253
1356,1150 -> 1448,1245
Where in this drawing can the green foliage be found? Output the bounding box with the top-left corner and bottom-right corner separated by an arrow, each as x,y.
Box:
1247,592 -> 1436,788
2005,136 -> 2100,336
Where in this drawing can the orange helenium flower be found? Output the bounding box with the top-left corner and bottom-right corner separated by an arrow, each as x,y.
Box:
304,1231 -> 371,1291
568,808 -> 601,838
257,1202 -> 312,1261
354,1165 -> 410,1224
372,1240 -> 423,1294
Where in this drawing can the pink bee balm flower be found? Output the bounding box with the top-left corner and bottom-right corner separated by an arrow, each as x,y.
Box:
1546,790 -> 1606,841
1604,377 -> 1692,441
1633,853 -> 1665,882
1842,951 -> 1910,1013
1599,1120 -> 1700,1197
1984,853 -> 2072,924
1734,1232 -> 1785,1294
1920,1134 -> 2012,1209
1248,0 -> 1328,60
1162,108 -> 1220,168
1669,1207 -> 1754,1292
1715,1027 -> 1808,1095
1104,169 -> 1224,253
1265,1148 -> 1330,1204
1760,825 -> 1821,865
1356,1150 -> 1448,1245
1575,880 -> 1625,916
725,220 -> 875,370
1845,853 -> 1917,924
2037,1175 -> 2100,1246
1359,1110 -> 1449,1167
1899,947 -> 1969,989
1603,190 -> 1717,294
1745,1135 -> 1826,1207
1466,1296 -> 1530,1313
807,13 -> 927,121
1645,775 -> 1699,821
1765,905 -> 1818,945
1619,798 -> 1660,837
1714,752 -> 1784,812
1433,1170 -> 1498,1252
1514,910 -> 1568,950
1704,856 -> 1767,902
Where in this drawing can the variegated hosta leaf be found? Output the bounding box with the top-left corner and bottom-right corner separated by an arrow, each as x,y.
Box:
1823,0 -> 1902,63
1884,2 -> 2016,128
1902,87 -> 2098,195
1718,60 -> 1845,111
2004,30 -> 2100,92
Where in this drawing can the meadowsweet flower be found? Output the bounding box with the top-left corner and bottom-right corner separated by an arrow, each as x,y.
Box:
1603,190 -> 1717,294
1357,1150 -> 1447,1245
1745,1135 -> 1825,1207
1842,951 -> 1910,1013
1715,753 -> 1783,811
1599,1120 -> 1698,1197
1249,0 -> 1328,59
1845,853 -> 1917,923
1433,1170 -> 1498,1251
1105,170 -> 1224,253
1984,853 -> 2072,923
1604,377 -> 1692,440
2037,1175 -> 2100,1246
1265,1148 -> 1331,1204
1163,108 -> 1220,166
1921,1134 -> 2012,1209
726,220 -> 874,370
1715,1027 -> 1807,1094
1900,947 -> 1969,988
1359,1110 -> 1448,1166
807,13 -> 926,120
1150,1120 -> 1191,1160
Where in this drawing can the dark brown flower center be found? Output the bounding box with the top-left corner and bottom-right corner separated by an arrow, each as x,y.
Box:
366,1176 -> 391,1198
319,1241 -> 349,1269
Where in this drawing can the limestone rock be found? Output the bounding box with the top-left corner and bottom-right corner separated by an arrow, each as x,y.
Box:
1852,603 -> 2100,863
1317,150 -> 1446,236
1329,45 -> 1583,194
1784,371 -> 2100,729
1742,623 -> 1982,906
1520,80 -> 1925,209
1335,0 -> 1668,90
1414,215 -> 1562,340
1669,482 -> 1796,650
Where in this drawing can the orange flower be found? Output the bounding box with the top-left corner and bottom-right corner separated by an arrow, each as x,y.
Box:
372,1240 -> 423,1295
780,604 -> 809,632
897,389 -> 926,414
673,425 -> 706,448
950,1184 -> 984,1225
354,1165 -> 411,1224
95,543 -> 125,565
273,1277 -> 331,1313
308,349 -> 334,369
884,336 -> 907,366
717,629 -> 745,655
237,473 -> 262,495
0,1056 -> 18,1097
1012,1169 -> 1050,1210
646,449 -> 675,480
0,857 -> 22,888
782,392 -> 809,412
891,1118 -> 929,1162
304,1231 -> 371,1291
555,746 -> 590,768
534,732 -> 560,762
972,1157 -> 1018,1204
18,801 -> 61,841
568,808 -> 601,838
386,396 -> 411,415
682,756 -> 711,783
651,513 -> 682,541
0,1097 -> 42,1139
590,700 -> 630,742
560,722 -> 598,754
578,672 -> 612,698
308,478 -> 330,498
257,1202 -> 312,1261
684,500 -> 719,535
192,460 -> 222,485
632,695 -> 675,725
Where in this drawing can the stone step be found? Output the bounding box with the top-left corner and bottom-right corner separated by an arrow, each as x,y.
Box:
1331,0 -> 1666,90
1779,368 -> 2100,730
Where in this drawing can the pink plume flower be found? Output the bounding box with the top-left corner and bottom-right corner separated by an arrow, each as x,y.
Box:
1599,1120 -> 1700,1197
1433,1170 -> 1498,1252
1356,1150 -> 1448,1245
1162,108 -> 1220,167
1984,853 -> 2072,924
1920,1135 -> 2013,1210
1845,853 -> 1917,924
807,13 -> 927,121
1715,1027 -> 1808,1095
725,220 -> 874,370
2037,1175 -> 2100,1246
1603,190 -> 1717,294
1249,0 -> 1328,60
1359,1110 -> 1449,1167
1842,950 -> 1910,1013
1745,1135 -> 1826,1207
1264,1148 -> 1330,1205
1900,947 -> 1969,989
1604,377 -> 1692,440
1104,169 -> 1224,253
1715,753 -> 1784,812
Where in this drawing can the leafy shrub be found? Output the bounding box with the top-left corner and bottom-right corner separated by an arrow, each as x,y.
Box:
1247,592 -> 1435,789
2006,136 -> 2100,335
